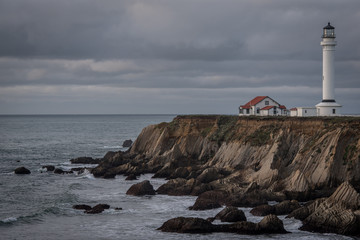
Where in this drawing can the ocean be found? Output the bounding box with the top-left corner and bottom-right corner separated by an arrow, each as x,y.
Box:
0,115 -> 355,240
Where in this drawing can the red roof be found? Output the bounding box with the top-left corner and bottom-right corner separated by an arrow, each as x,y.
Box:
279,105 -> 286,109
240,96 -> 267,108
261,106 -> 275,110
290,108 -> 297,111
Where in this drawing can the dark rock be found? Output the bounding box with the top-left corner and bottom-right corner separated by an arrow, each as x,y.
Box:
42,165 -> 55,171
156,178 -> 203,196
225,191 -> 267,208
189,190 -> 227,210
274,200 -> 301,215
14,167 -> 31,174
257,214 -> 289,234
215,221 -> 259,234
214,206 -> 246,222
85,204 -> 110,214
73,204 -> 92,211
126,180 -> 156,196
125,174 -> 137,181
197,168 -> 225,183
250,204 -> 275,216
115,207 -> 123,211
54,168 -> 73,174
70,157 -> 101,164
122,139 -> 133,148
157,217 -> 214,233
300,181 -> 360,235
103,172 -> 116,179
168,167 -> 190,179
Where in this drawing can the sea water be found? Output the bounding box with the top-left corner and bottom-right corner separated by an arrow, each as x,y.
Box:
0,115 -> 356,240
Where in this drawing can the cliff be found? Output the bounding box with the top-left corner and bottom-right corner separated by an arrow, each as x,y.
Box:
93,115 -> 360,199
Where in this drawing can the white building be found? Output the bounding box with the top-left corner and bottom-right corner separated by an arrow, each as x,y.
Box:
290,107 -> 317,117
291,22 -> 342,117
239,96 -> 288,116
315,22 -> 342,116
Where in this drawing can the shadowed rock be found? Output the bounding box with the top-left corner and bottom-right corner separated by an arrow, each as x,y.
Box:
70,157 -> 102,164
125,174 -> 137,180
122,139 -> 133,148
214,206 -> 246,222
126,180 -> 156,196
257,214 -> 289,234
189,191 -> 227,210
73,204 -> 92,211
251,200 -> 301,216
85,204 -> 110,214
14,167 -> 31,174
250,204 -> 275,216
158,217 -> 214,233
54,168 -> 73,174
299,182 -> 360,235
42,165 -> 55,172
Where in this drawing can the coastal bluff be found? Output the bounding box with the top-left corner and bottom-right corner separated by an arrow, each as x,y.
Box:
93,115 -> 360,199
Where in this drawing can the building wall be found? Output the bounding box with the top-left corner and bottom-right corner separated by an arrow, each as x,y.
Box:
290,110 -> 298,117
297,107 -> 317,117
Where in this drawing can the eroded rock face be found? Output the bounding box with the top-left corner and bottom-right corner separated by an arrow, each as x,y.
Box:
298,182 -> 360,235
14,167 -> 31,174
126,180 -> 156,196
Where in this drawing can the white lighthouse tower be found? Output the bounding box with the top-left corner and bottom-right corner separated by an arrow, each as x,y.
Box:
316,22 -> 341,116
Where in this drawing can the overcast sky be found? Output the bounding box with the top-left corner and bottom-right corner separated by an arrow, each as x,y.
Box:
0,0 -> 359,114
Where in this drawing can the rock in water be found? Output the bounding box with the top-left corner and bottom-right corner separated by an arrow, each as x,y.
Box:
250,204 -> 275,216
85,204 -> 110,214
126,180 -> 156,196
258,214 -> 288,234
157,217 -> 214,233
73,204 -> 92,211
125,174 -> 137,180
214,206 -> 246,222
70,157 -> 101,164
300,181 -> 360,235
14,167 -> 31,174
42,165 -> 55,171
122,139 -> 133,148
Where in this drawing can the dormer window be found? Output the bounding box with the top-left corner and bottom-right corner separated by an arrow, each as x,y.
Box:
265,101 -> 269,105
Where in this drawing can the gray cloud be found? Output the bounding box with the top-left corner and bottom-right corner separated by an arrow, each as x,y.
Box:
0,0 -> 359,114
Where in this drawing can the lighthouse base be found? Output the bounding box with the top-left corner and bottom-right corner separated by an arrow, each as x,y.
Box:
316,101 -> 342,116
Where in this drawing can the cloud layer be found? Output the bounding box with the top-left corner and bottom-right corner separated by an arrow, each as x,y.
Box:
0,0 -> 359,114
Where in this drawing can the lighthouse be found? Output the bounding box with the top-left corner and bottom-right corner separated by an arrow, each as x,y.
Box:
316,22 -> 341,116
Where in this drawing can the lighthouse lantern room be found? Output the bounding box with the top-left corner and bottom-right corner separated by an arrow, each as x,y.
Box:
316,22 -> 342,116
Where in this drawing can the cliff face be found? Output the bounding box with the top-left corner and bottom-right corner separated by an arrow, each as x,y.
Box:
129,115 -> 360,194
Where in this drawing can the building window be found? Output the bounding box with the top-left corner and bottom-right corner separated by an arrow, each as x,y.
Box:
333,109 -> 336,114
239,109 -> 243,114
305,110 -> 307,114
246,109 -> 250,114
256,108 -> 260,114
265,101 -> 269,105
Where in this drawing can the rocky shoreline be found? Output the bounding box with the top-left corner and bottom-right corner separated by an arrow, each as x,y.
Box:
70,115 -> 360,236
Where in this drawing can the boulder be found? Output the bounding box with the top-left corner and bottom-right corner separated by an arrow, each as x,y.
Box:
250,204 -> 275,216
225,191 -> 267,208
274,200 -> 301,215
157,217 -> 214,233
103,172 -> 116,179
125,174 -> 137,181
42,165 -> 55,171
54,168 -> 73,174
156,178 -> 204,196
73,204 -> 92,211
214,206 -> 246,222
85,204 -> 110,214
70,157 -> 101,164
299,181 -> 360,235
126,180 -> 156,196
14,167 -> 31,174
122,139 -> 133,148
189,191 -> 227,210
257,214 -> 289,234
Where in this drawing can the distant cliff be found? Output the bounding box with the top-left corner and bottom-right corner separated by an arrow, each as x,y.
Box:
94,115 -> 360,199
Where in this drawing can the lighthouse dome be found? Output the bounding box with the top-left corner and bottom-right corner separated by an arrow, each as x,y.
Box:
322,22 -> 335,38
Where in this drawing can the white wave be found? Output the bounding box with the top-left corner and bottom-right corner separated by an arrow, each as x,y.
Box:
2,217 -> 17,223
103,145 -> 122,149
